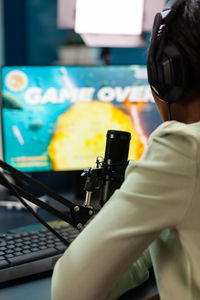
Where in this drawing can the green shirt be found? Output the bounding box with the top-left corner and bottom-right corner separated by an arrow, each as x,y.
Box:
51,120 -> 200,300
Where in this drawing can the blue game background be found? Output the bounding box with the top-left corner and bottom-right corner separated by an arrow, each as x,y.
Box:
1,65 -> 162,172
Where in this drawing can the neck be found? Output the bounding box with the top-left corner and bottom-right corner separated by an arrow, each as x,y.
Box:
170,92 -> 200,124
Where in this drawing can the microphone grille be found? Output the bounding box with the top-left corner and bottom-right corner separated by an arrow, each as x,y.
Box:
104,130 -> 131,164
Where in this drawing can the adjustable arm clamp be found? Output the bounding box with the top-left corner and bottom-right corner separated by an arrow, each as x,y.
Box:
0,160 -> 94,230
82,155 -> 129,207
82,167 -> 104,207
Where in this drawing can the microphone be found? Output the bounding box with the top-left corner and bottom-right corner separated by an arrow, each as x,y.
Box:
0,130 -> 130,244
100,130 -> 131,206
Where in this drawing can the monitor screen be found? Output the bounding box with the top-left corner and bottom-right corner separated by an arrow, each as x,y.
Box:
1,65 -> 162,173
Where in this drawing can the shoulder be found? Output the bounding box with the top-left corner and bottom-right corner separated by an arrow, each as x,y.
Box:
126,121 -> 199,180
147,121 -> 200,160
150,120 -> 200,138
150,120 -> 200,140
126,121 -> 200,176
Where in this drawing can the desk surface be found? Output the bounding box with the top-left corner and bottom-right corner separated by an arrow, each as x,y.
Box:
0,204 -> 158,300
1,276 -> 51,300
1,270 -> 157,300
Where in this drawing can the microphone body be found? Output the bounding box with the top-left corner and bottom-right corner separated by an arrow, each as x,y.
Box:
100,130 -> 131,205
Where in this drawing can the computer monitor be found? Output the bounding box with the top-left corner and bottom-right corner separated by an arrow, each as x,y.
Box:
0,65 -> 162,175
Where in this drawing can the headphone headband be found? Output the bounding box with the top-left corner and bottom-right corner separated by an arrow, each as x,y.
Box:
165,0 -> 185,9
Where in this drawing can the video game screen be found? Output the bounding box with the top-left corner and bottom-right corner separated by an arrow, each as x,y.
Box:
1,65 -> 162,173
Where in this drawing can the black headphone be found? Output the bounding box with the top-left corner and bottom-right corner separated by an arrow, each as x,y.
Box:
147,0 -> 188,103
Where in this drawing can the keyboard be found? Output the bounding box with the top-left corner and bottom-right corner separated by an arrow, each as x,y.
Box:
0,221 -> 80,284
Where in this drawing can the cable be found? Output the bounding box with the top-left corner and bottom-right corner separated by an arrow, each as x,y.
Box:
0,172 -> 70,246
0,159 -> 94,229
167,102 -> 172,120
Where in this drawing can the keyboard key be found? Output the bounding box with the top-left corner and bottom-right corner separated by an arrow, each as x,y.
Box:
31,244 -> 39,248
7,245 -> 15,249
46,240 -> 54,244
22,250 -> 31,254
7,240 -> 15,245
56,245 -> 67,252
0,223 -> 81,283
46,244 -> 54,248
5,254 -> 14,259
29,231 -> 37,235
31,248 -> 40,252
15,242 -> 23,247
13,234 -> 22,239
24,240 -> 31,245
22,245 -> 30,250
21,232 -> 29,237
15,248 -> 22,252
23,237 -> 31,241
39,237 -> 46,241
14,252 -> 23,256
0,240 -> 6,246
0,247 -> 6,251
5,250 -> 14,254
0,260 -> 10,269
39,229 -> 48,233
38,241 -> 46,246
15,239 -> 23,243
8,248 -> 58,266
39,246 -> 47,250
0,234 -> 6,238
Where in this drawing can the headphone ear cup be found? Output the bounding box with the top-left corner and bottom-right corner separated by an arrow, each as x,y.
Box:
147,8 -> 187,103
158,43 -> 187,102
162,44 -> 186,86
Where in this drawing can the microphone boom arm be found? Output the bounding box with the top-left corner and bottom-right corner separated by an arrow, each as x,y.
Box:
0,130 -> 131,229
0,160 -> 94,230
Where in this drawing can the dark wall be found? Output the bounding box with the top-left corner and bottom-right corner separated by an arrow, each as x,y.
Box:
26,0 -> 67,65
3,0 -> 28,65
3,0 -> 67,65
3,0 -> 151,66
110,33 -> 151,65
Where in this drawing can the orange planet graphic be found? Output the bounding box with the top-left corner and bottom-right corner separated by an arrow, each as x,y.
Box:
48,101 -> 144,170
